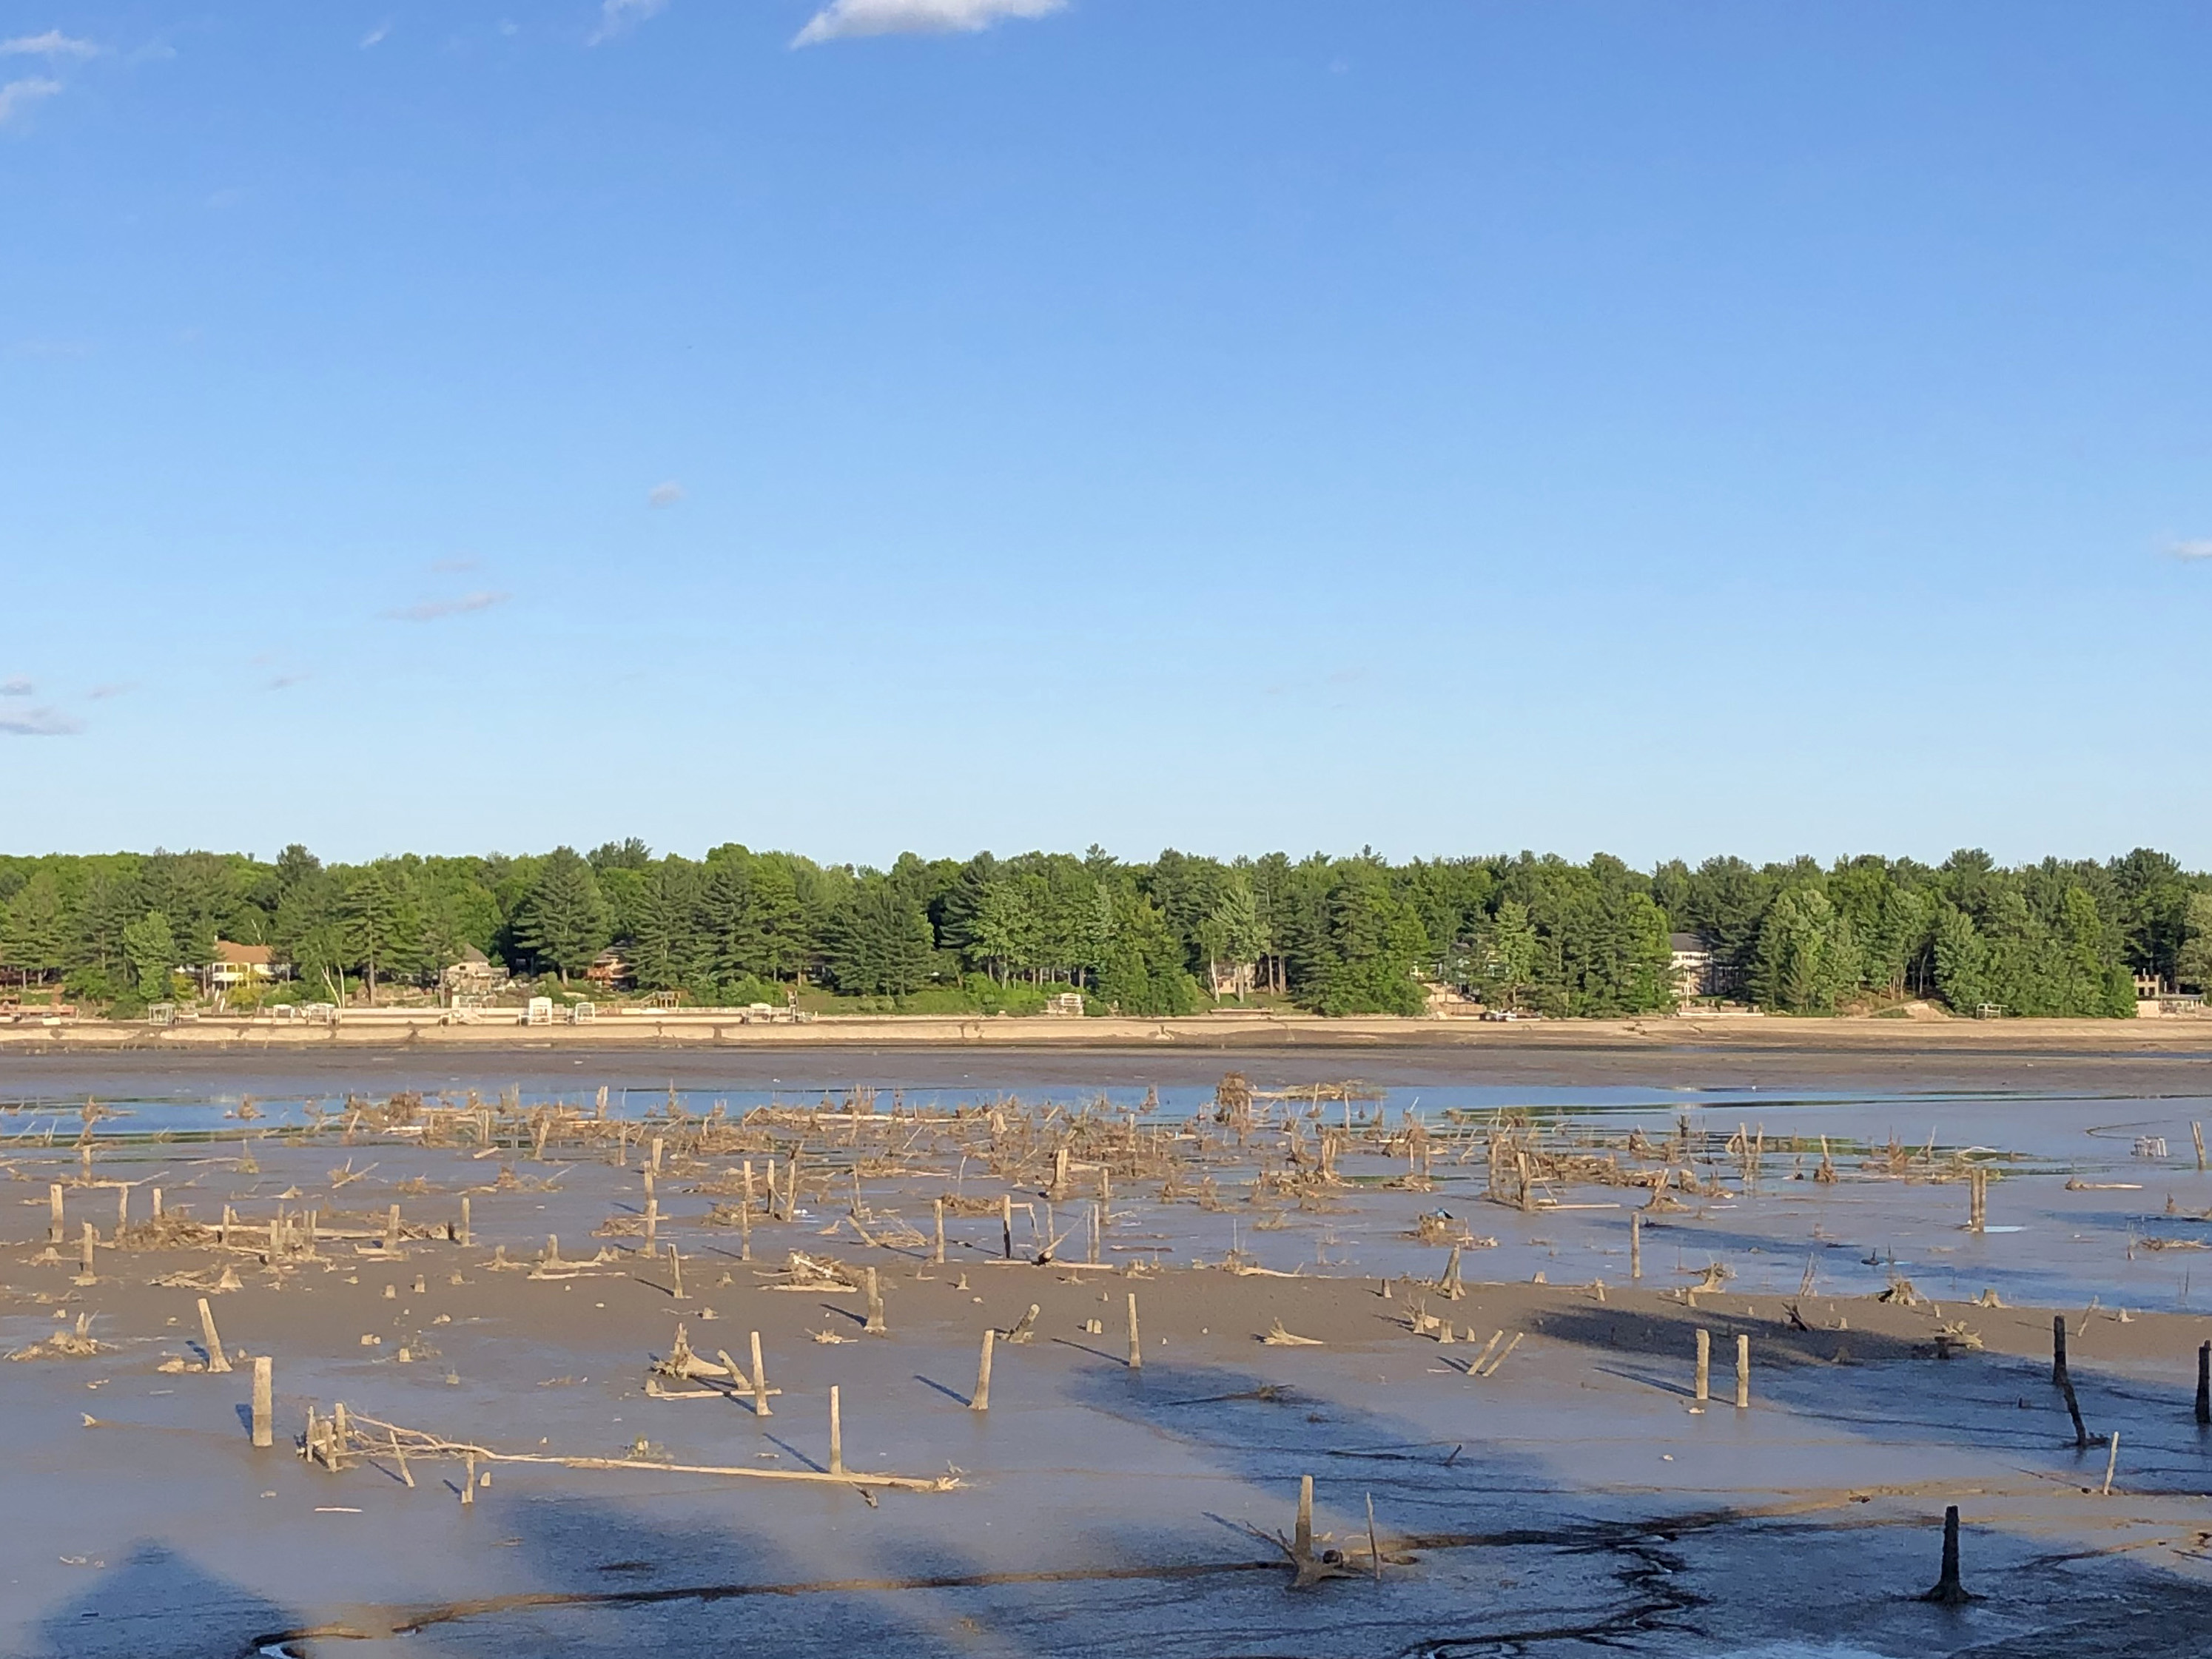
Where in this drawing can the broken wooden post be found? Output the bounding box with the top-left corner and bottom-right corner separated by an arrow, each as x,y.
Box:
252,1356 -> 273,1447
199,1297 -> 233,1374
972,1328 -> 995,1412
2196,1342 -> 2209,1427
463,1451 -> 476,1504
651,1136 -> 665,1177
864,1266 -> 886,1334
1694,1328 -> 1710,1402
1920,1505 -> 1971,1604
1967,1167 -> 1986,1232
645,1197 -> 659,1254
2052,1314 -> 2068,1387
1126,1292 -> 1143,1371
459,1196 -> 472,1248
116,1185 -> 128,1237
2102,1430 -> 2120,1495
1630,1210 -> 1641,1280
77,1221 -> 95,1282
2196,1121 -> 2207,1174
1296,1474 -> 1314,1557
1001,1193 -> 1013,1261
739,1189 -> 752,1261
48,1184 -> 63,1247
828,1385 -> 844,1477
151,1188 -> 163,1220
1734,1333 -> 1750,1410
668,1244 -> 684,1301
749,1330 -> 771,1418
934,1197 -> 946,1265
384,1204 -> 401,1255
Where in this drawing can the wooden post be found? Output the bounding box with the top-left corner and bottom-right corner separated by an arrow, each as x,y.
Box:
2052,1315 -> 2069,1387
1920,1504 -> 1969,1604
1694,1328 -> 1710,1402
1630,1211 -> 1641,1280
1734,1333 -> 1750,1409
934,1198 -> 946,1265
828,1385 -> 844,1477
199,1297 -> 232,1373
2196,1342 -> 2209,1427
384,1204 -> 400,1255
251,1356 -> 273,1447
463,1452 -> 476,1504
2102,1430 -> 2120,1496
1001,1193 -> 1013,1261
48,1184 -> 63,1246
1296,1474 -> 1314,1558
152,1188 -> 164,1221
77,1221 -> 95,1282
645,1198 -> 659,1254
739,1188 -> 753,1262
116,1185 -> 128,1237
459,1197 -> 472,1248
749,1330 -> 771,1418
668,1244 -> 684,1300
1126,1292 -> 1143,1371
2196,1122 -> 2207,1174
651,1136 -> 665,1177
864,1266 -> 886,1334
972,1328 -> 995,1412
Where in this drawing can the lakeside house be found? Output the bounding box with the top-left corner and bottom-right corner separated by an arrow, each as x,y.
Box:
585,949 -> 631,990
441,946 -> 507,1004
207,940 -> 279,995
1670,933 -> 1718,1003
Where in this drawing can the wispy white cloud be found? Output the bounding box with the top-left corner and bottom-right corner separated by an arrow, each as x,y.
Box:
266,673 -> 309,691
1,30 -> 100,59
430,554 -> 479,573
0,704 -> 81,736
87,681 -> 132,701
1,677 -> 33,696
386,590 -> 511,622
588,0 -> 665,44
793,0 -> 1065,46
648,480 -> 685,508
360,20 -> 391,48
2168,538 -> 2212,562
0,77 -> 62,124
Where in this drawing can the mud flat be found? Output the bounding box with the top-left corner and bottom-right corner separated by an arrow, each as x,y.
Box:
6,1072 -> 2212,1658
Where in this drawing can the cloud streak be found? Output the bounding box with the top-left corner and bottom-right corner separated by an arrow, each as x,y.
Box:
0,704 -> 81,736
360,21 -> 391,48
1,676 -> 32,697
588,0 -> 665,44
0,30 -> 99,58
648,480 -> 684,508
0,77 -> 62,124
794,0 -> 1066,46
2168,538 -> 2212,562
386,590 -> 511,622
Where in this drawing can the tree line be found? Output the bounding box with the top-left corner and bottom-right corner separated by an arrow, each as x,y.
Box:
1,841 -> 2207,1019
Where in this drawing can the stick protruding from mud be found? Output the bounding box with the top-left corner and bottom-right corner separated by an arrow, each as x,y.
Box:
828,1385 -> 844,1477
198,1296 -> 232,1374
972,1327 -> 994,1412
1126,1292 -> 1143,1371
1694,1327 -> 1710,1402
1920,1504 -> 1973,1604
2196,1341 -> 2209,1427
252,1356 -> 273,1447
749,1330 -> 772,1418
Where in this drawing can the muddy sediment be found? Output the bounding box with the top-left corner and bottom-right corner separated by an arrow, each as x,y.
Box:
5,1068 -> 2212,1657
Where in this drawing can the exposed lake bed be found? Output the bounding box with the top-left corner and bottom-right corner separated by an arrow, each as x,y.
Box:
7,1044 -> 2212,1658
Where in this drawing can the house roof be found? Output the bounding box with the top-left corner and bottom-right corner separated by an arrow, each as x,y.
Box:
1669,933 -> 1710,954
213,940 -> 274,966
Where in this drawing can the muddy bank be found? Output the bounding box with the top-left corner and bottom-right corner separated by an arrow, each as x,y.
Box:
7,1083 -> 2212,1658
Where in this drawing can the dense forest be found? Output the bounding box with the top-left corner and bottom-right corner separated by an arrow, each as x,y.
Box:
1,843 -> 2208,1020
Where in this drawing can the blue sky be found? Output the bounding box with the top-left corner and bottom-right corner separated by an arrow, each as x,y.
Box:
4,0 -> 2210,869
